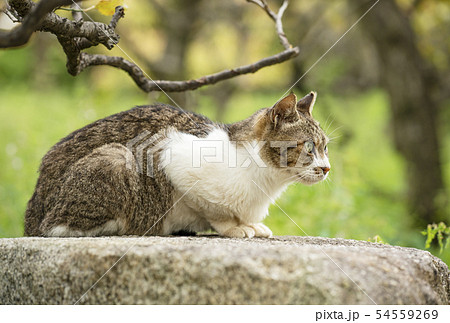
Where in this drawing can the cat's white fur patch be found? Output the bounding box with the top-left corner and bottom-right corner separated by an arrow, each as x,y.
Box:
160,127 -> 291,234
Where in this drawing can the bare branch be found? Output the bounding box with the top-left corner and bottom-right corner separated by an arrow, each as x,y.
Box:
73,6 -> 124,51
247,0 -> 292,49
57,6 -> 125,75
70,1 -> 83,22
71,0 -> 299,92
108,4 -> 125,30
4,7 -> 21,23
3,1 -> 22,23
2,0 -> 300,93
276,1 -> 291,49
13,0 -> 120,50
0,0 -> 73,48
74,47 -> 299,92
246,0 -> 277,20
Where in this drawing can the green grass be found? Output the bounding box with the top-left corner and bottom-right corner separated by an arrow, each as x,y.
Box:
0,83 -> 448,265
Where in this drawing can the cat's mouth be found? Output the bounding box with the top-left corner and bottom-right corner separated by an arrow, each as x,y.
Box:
296,175 -> 325,185
295,168 -> 329,185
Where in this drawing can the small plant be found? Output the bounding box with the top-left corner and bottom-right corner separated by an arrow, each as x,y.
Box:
422,222 -> 450,253
368,235 -> 389,244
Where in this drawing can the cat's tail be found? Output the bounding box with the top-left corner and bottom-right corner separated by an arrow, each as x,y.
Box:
24,191 -> 44,236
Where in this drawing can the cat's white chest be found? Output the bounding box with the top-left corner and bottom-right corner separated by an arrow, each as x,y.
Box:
160,128 -> 287,233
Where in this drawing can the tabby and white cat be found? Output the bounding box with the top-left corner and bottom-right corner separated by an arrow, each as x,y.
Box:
25,92 -> 330,238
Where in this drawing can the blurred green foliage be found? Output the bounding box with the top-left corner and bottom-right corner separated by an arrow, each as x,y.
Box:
0,0 -> 449,267
422,222 -> 450,253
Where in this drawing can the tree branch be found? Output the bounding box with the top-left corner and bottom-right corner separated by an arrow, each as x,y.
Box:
108,4 -> 124,30
72,0 -> 299,92
70,1 -> 83,22
2,0 -> 300,93
0,0 -> 73,48
247,0 -> 292,49
3,3 -> 22,23
246,0 -> 277,20
76,47 -> 299,92
57,5 -> 124,75
9,0 -> 120,50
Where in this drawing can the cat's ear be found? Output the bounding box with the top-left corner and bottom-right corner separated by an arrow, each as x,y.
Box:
269,93 -> 298,128
296,91 -> 317,116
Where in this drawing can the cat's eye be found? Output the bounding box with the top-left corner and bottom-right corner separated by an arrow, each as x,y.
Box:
324,145 -> 328,154
304,141 -> 314,154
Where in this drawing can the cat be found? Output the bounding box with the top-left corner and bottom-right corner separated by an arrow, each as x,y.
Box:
24,92 -> 330,238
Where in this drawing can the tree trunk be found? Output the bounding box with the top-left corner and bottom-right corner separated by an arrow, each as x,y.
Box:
353,0 -> 445,226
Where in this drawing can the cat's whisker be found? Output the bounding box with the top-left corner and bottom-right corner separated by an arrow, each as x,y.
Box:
285,171 -> 312,182
324,117 -> 335,135
286,173 -> 307,182
322,115 -> 330,132
327,125 -> 343,138
328,135 -> 342,142
324,177 -> 333,189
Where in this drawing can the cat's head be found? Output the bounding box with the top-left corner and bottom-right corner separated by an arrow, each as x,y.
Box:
255,92 -> 330,185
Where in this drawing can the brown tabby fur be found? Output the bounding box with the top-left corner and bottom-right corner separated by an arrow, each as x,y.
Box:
25,92 -> 328,237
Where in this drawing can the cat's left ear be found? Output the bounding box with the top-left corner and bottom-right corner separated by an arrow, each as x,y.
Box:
296,91 -> 317,116
269,93 -> 298,128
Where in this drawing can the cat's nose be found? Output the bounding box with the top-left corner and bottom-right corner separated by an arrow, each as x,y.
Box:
321,167 -> 330,175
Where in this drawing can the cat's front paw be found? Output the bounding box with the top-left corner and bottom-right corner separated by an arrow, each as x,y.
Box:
249,223 -> 272,238
223,225 -> 256,238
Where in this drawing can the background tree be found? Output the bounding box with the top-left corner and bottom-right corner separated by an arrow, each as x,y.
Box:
350,0 -> 448,227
